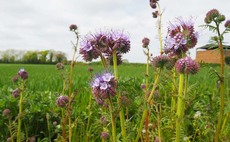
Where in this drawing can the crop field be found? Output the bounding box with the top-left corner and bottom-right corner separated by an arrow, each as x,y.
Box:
0,63 -> 229,142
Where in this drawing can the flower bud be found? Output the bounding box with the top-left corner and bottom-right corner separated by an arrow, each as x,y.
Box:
217,15 -> 225,22
101,131 -> 109,139
12,76 -> 18,82
18,68 -> 28,80
142,37 -> 150,48
100,116 -> 107,125
224,20 -> 230,28
12,88 -> 21,98
69,24 -> 77,31
3,109 -> 11,116
56,95 -> 69,107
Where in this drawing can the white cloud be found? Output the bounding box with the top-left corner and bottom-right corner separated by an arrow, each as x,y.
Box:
0,0 -> 230,63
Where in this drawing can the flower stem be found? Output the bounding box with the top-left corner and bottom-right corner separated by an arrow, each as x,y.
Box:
112,51 -> 126,139
135,68 -> 161,142
109,99 -> 116,142
17,81 -> 24,142
214,22 -> 225,142
176,73 -> 184,142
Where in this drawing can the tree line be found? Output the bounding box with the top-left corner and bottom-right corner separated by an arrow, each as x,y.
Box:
0,49 -> 67,64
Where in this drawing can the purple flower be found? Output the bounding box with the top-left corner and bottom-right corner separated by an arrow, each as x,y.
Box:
79,29 -> 130,62
151,55 -> 171,69
164,18 -> 198,56
12,88 -> 21,98
91,72 -> 117,105
101,131 -> 109,139
224,20 -> 230,28
142,37 -> 150,48
18,68 -> 28,80
56,95 -> 69,108
175,56 -> 200,74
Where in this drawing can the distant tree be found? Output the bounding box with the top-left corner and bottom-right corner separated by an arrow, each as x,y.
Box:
38,50 -> 49,64
22,51 -> 38,63
54,51 -> 67,63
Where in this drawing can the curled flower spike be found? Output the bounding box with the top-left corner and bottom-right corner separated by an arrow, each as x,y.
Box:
151,55 -> 171,69
18,68 -> 28,80
164,18 -> 198,56
175,56 -> 200,74
56,95 -> 69,108
91,72 -> 117,105
224,20 -> 230,28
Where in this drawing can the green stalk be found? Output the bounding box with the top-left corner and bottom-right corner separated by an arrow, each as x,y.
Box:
112,51 -> 126,139
109,99 -> 116,142
68,30 -> 79,142
135,69 -> 161,142
214,21 -> 225,142
156,104 -> 162,142
176,73 -> 184,142
171,68 -> 177,112
85,88 -> 93,142
144,47 -> 150,141
17,81 -> 24,142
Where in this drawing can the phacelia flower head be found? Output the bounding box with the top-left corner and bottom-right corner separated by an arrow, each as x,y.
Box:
79,29 -> 130,62
91,72 -> 117,105
142,37 -> 150,48
18,68 -> 28,80
56,95 -> 69,108
12,88 -> 21,98
69,24 -> 78,31
175,56 -> 200,74
164,18 -> 198,56
151,55 -> 171,69
224,20 -> 230,28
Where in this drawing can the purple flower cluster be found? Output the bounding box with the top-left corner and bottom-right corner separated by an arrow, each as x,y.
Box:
56,95 -> 69,108
79,30 -> 130,62
175,56 -> 200,74
164,18 -> 198,56
91,72 -> 117,105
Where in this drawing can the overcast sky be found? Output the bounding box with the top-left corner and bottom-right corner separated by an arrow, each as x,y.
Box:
0,0 -> 230,63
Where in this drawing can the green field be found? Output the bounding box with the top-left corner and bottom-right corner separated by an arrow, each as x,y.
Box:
0,63 -> 229,141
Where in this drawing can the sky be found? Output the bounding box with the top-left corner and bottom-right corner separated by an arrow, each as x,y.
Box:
0,0 -> 230,63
